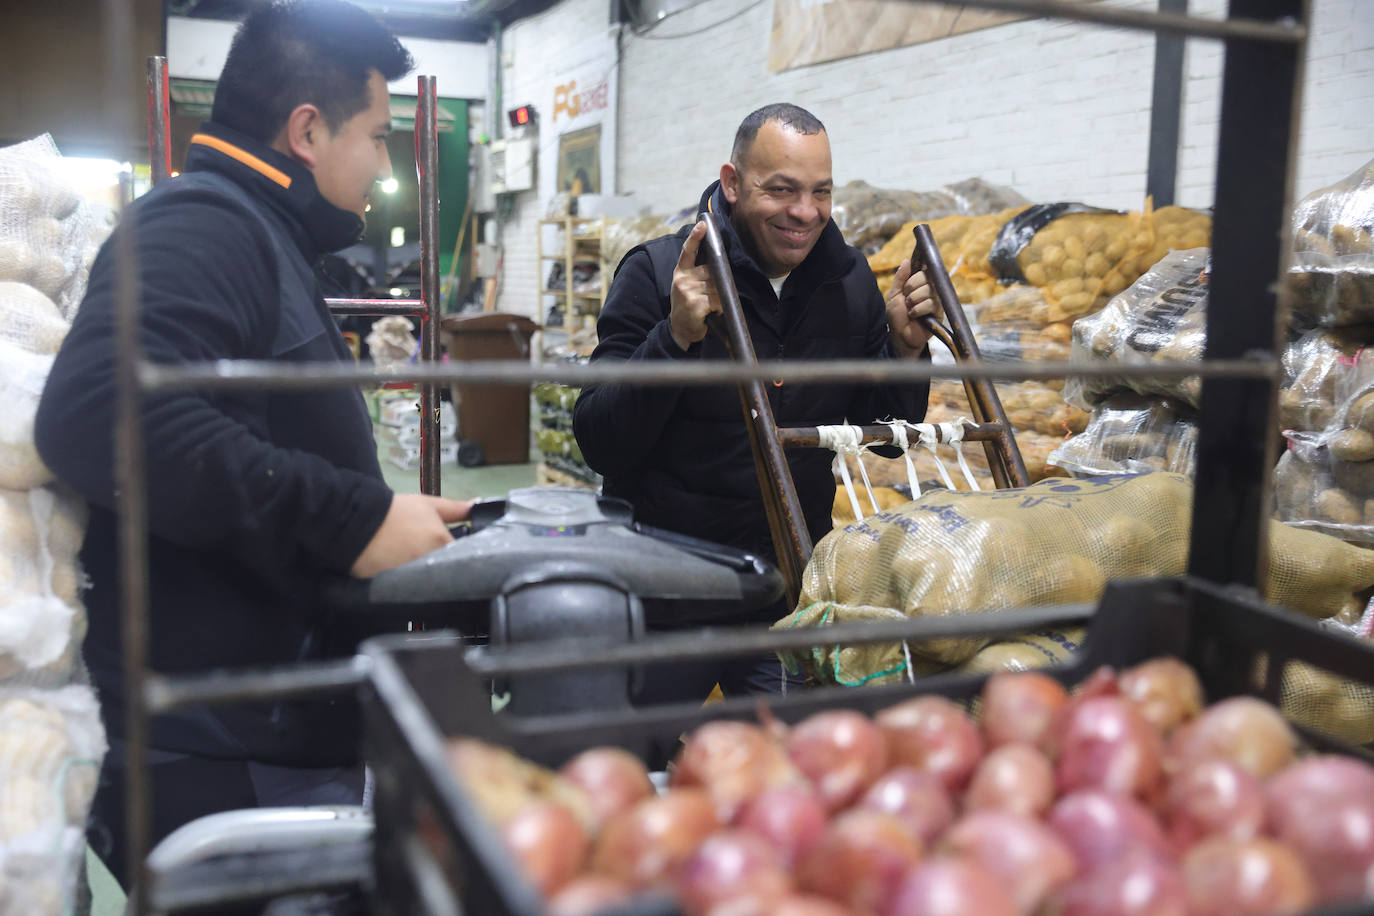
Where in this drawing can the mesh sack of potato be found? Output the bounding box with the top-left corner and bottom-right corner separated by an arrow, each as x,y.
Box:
0,486 -> 88,685
0,341 -> 55,491
830,180 -> 962,255
930,379 -> 1087,439
1288,157 -> 1374,327
942,177 -> 1029,216
867,207 -> 1031,305
780,471 -> 1374,686
1049,393 -> 1197,478
1278,326 -> 1374,432
1150,205 -> 1212,253
1064,247 -> 1210,410
956,627 -> 1086,676
831,484 -> 910,527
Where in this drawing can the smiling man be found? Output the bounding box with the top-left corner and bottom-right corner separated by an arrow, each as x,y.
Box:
36,0 -> 472,885
574,103 -> 935,700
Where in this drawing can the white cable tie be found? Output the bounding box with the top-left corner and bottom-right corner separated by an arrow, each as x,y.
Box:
850,425 -> 879,512
819,425 -> 865,523
902,639 -> 916,685
887,421 -> 922,497
943,419 -> 983,491
916,423 -> 959,491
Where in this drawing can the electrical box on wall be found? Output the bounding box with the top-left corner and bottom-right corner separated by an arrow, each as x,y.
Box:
490,137 -> 535,194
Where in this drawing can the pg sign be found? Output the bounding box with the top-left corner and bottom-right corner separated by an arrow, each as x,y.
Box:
552,78 -> 610,123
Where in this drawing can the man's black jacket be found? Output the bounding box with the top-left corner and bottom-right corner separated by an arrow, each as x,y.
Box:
573,182 -> 929,587
35,122 -> 393,767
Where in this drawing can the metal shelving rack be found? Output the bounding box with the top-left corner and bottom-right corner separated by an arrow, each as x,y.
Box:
103,0 -> 1309,911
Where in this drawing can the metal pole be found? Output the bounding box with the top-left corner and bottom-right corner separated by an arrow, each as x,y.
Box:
1187,0 -> 1306,587
1146,0 -> 1188,206
415,76 -> 443,496
324,298 -> 427,317
108,1 -> 152,910
146,56 -> 171,185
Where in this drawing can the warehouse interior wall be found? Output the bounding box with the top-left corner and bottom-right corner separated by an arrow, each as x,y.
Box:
495,0 -> 1373,320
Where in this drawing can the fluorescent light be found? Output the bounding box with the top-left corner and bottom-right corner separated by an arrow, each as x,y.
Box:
390,226 -> 405,247
389,287 -> 405,297
379,177 -> 400,194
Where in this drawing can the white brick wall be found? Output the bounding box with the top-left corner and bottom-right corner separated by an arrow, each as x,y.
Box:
496,0 -> 1374,317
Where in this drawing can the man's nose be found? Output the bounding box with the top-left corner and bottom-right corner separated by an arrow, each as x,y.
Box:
789,194 -> 820,224
378,147 -> 394,182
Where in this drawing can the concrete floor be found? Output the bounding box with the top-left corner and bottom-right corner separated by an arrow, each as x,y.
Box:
377,441 -> 539,499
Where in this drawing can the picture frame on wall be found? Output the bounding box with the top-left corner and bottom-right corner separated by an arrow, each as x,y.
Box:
557,124 -> 601,195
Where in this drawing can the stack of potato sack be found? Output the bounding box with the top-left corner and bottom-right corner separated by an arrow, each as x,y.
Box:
1052,248 -> 1211,477
1275,159 -> 1374,553
0,136 -> 112,914
784,471 -> 1374,744
830,177 -> 1028,256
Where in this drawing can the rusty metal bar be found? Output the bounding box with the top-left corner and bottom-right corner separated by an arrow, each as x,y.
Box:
699,214 -> 810,607
139,355 -> 1273,392
325,298 -> 427,317
415,77 -> 443,497
914,0 -> 1302,43
779,421 -> 1010,449
146,658 -> 370,714
146,56 -> 171,185
910,225 -> 1031,488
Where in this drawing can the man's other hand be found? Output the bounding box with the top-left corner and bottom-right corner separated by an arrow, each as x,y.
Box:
886,258 -> 940,356
668,221 -> 723,352
350,493 -> 474,578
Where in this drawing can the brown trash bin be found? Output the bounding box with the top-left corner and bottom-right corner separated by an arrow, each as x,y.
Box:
440,313 -> 539,465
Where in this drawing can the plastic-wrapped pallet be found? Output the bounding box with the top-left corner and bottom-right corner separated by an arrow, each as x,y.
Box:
1288,156 -> 1374,327
1049,393 -> 1197,478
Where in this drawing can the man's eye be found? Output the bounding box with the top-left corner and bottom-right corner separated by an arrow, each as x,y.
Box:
816,189 -> 832,198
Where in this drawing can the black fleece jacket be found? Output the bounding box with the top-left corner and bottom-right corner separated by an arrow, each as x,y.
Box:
573,183 -> 929,578
35,122 -> 393,766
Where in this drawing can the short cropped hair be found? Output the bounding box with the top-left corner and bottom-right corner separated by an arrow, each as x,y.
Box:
730,103 -> 826,169
212,0 -> 414,144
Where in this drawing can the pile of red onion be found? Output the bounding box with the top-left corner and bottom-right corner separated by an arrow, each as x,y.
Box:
446,656 -> 1374,916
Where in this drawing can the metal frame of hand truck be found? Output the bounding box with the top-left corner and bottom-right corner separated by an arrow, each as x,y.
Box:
84,0 -> 1308,911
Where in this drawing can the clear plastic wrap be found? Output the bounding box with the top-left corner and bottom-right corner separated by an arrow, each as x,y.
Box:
1274,431 -> 1374,545
783,471 -> 1374,686
1278,325 -> 1374,432
941,177 -> 1029,216
1288,157 -> 1374,326
1048,394 -> 1197,478
1064,247 -> 1210,410
830,180 -> 961,255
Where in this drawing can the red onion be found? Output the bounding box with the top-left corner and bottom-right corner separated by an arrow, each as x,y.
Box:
797,809 -> 923,914
857,767 -> 957,848
964,743 -> 1055,818
1165,696 -> 1296,780
1039,667 -> 1121,759
546,874 -> 634,916
1118,657 -> 1204,736
672,720 -> 804,820
883,859 -> 1019,916
733,784 -> 829,867
709,893 -> 860,916
785,709 -> 890,811
1161,758 -> 1264,854
981,671 -> 1069,749
500,800 -> 588,897
941,810 -> 1078,913
1265,754 -> 1374,904
591,789 -> 721,889
876,696 -> 984,792
1182,837 -> 1317,916
1048,790 -> 1171,871
1049,849 -> 1189,916
675,829 -> 792,916
1055,696 -> 1163,800
559,747 -> 656,830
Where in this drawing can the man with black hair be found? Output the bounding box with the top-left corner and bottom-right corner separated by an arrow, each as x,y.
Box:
573,103 -> 935,698
36,0 -> 470,883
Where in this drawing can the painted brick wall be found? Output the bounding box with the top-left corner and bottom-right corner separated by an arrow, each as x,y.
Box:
497,0 -> 1374,317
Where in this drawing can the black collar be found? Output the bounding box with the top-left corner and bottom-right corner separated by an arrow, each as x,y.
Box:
695,180 -> 851,287
183,121 -> 365,259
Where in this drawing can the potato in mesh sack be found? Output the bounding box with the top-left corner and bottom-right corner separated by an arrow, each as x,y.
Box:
1279,326 -> 1374,432
867,207 -> 1030,305
930,379 -> 1087,439
1064,247 -> 1210,410
1288,156 -> 1374,327
1049,393 -> 1197,478
780,472 -> 1374,686
830,180 -> 962,255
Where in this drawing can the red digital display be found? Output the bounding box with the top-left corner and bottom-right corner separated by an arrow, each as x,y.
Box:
508,105 -> 534,128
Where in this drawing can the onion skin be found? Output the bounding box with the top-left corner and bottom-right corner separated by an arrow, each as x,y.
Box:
559,747 -> 656,829
1165,696 -> 1296,780
858,767 -> 957,848
876,696 -> 985,792
965,743 -> 1056,819
591,789 -> 722,889
883,859 -> 1019,916
786,710 -> 891,812
1182,837 -> 1317,916
500,800 -> 588,897
1048,790 -> 1172,871
672,720 -> 804,821
982,671 -> 1069,750
546,874 -> 634,916
941,810 -> 1079,913
1118,657 -> 1204,736
797,809 -> 924,915
710,893 -> 860,916
674,829 -> 793,916
1049,849 -> 1190,916
1162,758 -> 1265,854
1265,755 -> 1374,904
733,784 -> 829,867
1055,696 -> 1163,800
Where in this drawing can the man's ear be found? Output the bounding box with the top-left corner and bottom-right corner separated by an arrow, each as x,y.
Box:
276,103 -> 326,168
720,161 -> 741,205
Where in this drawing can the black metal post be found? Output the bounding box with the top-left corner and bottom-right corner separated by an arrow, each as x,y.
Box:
1146,0 -> 1188,206
416,77 -> 443,496
1187,0 -> 1306,587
